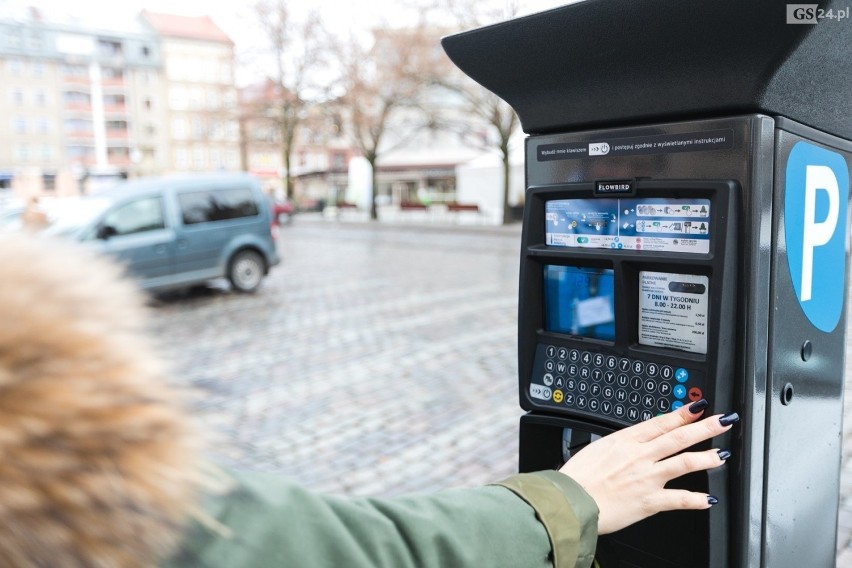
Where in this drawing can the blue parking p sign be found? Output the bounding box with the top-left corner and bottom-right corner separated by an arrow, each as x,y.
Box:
785,141 -> 850,333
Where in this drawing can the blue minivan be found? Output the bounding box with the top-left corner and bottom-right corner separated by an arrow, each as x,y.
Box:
44,173 -> 280,293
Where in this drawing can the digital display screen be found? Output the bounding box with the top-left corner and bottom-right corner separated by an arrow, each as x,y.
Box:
544,265 -> 615,341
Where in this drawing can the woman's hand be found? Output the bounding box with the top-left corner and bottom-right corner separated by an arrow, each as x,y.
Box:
558,400 -> 738,534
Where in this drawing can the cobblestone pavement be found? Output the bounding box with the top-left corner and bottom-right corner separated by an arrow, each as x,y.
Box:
150,218 -> 524,498
148,216 -> 852,564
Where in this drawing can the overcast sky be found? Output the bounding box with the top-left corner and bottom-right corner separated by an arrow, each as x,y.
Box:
2,0 -> 573,41
1,0 -> 576,84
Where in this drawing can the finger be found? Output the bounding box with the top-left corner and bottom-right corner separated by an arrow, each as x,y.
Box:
655,448 -> 728,480
647,489 -> 715,514
627,399 -> 708,443
647,413 -> 734,460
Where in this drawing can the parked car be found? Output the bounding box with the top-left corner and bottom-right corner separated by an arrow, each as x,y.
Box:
271,197 -> 294,224
42,173 -> 280,293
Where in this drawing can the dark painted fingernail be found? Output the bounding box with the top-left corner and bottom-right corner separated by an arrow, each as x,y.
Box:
707,495 -> 718,506
688,399 -> 708,414
717,449 -> 731,461
719,412 -> 740,426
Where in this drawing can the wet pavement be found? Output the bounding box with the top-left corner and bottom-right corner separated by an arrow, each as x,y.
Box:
147,216 -> 852,565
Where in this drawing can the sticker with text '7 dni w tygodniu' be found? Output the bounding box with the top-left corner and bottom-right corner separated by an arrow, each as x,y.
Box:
785,141 -> 850,333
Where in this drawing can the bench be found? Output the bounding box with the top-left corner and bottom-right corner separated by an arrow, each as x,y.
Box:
445,202 -> 484,224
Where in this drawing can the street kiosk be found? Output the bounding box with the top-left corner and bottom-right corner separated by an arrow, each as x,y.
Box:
443,1 -> 852,566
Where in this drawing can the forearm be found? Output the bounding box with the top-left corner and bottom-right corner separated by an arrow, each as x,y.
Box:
167,469 -> 598,568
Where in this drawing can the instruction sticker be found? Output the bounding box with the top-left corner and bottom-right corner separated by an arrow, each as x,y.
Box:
639,272 -> 709,354
546,198 -> 711,254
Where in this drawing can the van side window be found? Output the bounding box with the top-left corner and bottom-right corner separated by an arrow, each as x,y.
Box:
178,188 -> 259,225
102,197 -> 165,236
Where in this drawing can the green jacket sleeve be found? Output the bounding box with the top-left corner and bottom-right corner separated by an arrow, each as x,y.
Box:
165,469 -> 598,568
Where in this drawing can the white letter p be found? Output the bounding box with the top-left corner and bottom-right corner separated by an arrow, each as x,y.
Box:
801,165 -> 840,301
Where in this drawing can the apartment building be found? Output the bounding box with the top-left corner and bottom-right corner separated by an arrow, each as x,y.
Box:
0,9 -> 239,198
0,11 -> 164,196
139,11 -> 240,176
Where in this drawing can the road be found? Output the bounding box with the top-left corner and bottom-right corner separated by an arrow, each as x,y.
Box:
150,220 -> 524,497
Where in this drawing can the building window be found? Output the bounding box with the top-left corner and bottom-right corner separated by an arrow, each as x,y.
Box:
332,152 -> 346,170
63,90 -> 91,105
169,87 -> 187,110
192,117 -> 206,140
172,118 -> 188,140
141,45 -> 151,58
61,64 -> 87,77
66,145 -> 93,160
7,59 -> 23,75
206,89 -> 220,110
13,117 -> 26,134
192,147 -> 205,169
15,145 -> 29,162
97,39 -> 123,57
6,31 -> 23,49
189,87 -> 203,108
35,89 -> 46,106
37,118 -> 50,134
32,61 -> 44,77
175,148 -> 188,170
225,120 -> 239,142
144,97 -> 153,110
102,94 -> 125,107
64,118 -> 93,133
101,67 -> 124,80
11,89 -> 24,105
42,173 -> 56,191
219,63 -> 232,84
225,149 -> 239,168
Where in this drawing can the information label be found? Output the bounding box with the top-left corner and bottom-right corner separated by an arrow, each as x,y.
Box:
546,198 -> 711,254
639,271 -> 709,354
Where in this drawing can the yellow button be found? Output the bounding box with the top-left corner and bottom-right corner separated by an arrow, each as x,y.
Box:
552,390 -> 564,403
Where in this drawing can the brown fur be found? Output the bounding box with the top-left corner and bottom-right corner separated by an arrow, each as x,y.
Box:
0,235 -> 200,567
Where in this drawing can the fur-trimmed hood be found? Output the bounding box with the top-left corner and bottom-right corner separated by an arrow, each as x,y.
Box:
0,235 -> 200,567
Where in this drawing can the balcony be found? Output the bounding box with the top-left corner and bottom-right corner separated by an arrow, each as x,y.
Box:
62,75 -> 90,86
101,77 -> 125,88
64,102 -> 93,112
105,129 -> 130,140
65,131 -> 96,141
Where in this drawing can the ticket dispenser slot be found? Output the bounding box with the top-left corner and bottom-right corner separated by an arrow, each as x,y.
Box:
518,180 -> 738,568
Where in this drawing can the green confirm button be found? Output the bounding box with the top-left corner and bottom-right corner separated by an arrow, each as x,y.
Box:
577,237 -> 589,243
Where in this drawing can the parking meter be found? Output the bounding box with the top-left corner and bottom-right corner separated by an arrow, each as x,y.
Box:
443,1 -> 852,567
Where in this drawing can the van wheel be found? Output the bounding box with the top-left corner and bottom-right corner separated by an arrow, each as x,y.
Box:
228,250 -> 265,293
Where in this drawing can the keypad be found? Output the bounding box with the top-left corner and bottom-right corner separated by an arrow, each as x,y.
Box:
528,343 -> 705,425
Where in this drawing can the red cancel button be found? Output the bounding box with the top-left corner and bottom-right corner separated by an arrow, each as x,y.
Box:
688,387 -> 703,401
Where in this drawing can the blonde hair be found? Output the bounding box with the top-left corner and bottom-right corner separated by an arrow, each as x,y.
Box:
0,235 -> 201,567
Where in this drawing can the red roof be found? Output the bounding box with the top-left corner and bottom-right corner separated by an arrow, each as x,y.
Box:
140,10 -> 233,45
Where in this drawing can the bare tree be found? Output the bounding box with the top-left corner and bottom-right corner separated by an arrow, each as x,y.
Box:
428,0 -> 523,224
335,24 -> 445,220
253,0 -> 326,200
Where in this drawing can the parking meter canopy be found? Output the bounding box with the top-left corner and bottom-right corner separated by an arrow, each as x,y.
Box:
441,0 -> 852,139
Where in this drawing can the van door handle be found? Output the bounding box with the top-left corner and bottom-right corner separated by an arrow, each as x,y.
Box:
177,239 -> 188,249
154,244 -> 167,254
